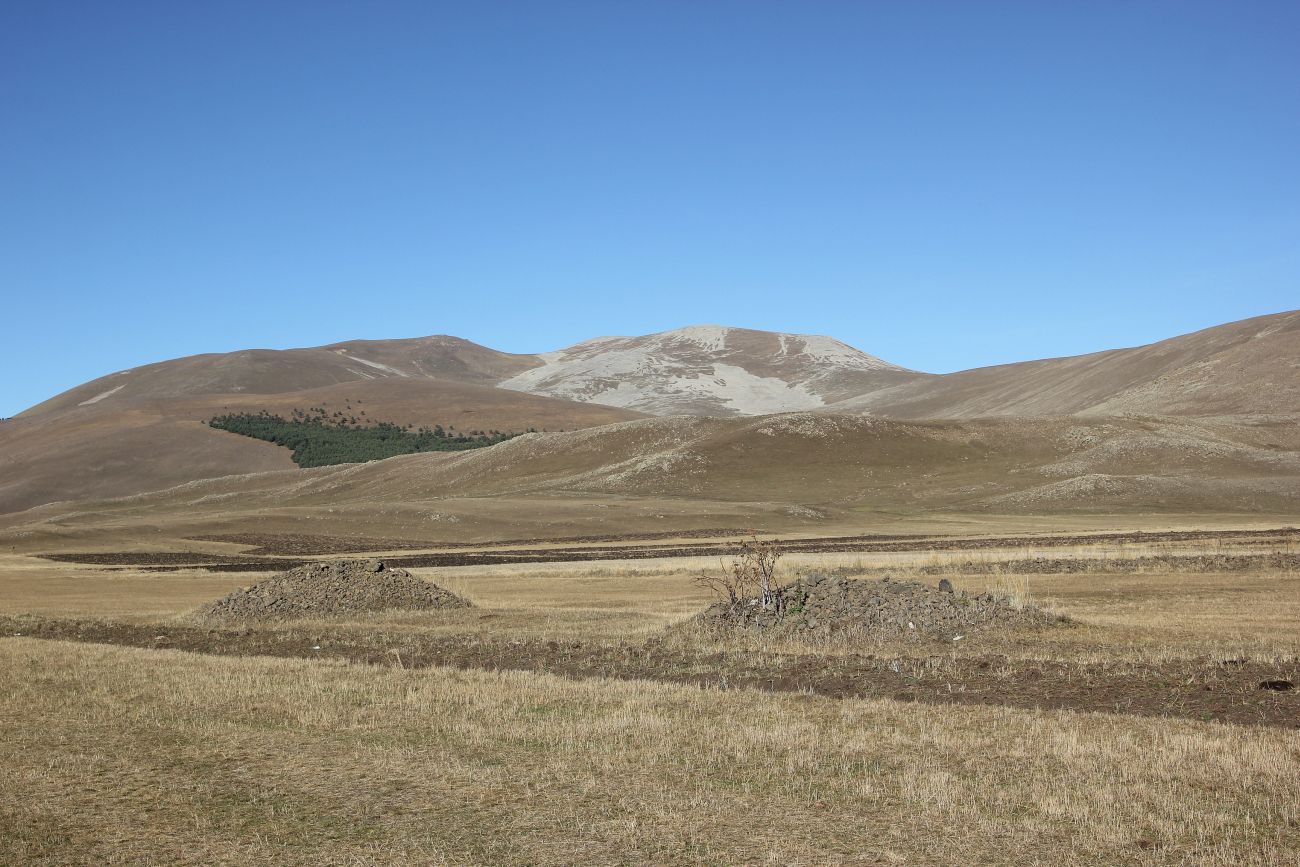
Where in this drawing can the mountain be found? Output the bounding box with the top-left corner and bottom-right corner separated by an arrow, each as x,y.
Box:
1,325 -> 924,513
16,325 -> 916,422
3,311 -> 1296,515
1,336 -> 644,513
20,312 -> 1296,426
495,312 -> 1300,420
498,325 -> 925,416
838,310 -> 1300,419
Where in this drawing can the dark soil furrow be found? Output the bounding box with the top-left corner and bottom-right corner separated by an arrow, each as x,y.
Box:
188,528 -> 762,555
186,526 -> 1300,557
3,616 -> 1295,729
39,531 -> 1300,574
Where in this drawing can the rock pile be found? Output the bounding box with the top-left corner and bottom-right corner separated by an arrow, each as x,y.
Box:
195,559 -> 471,621
692,574 -> 1063,641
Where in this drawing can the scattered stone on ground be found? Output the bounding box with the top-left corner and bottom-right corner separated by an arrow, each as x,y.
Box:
195,559 -> 471,621
691,574 -> 1064,641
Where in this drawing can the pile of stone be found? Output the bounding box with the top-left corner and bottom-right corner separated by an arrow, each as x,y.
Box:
692,574 -> 1063,641
195,559 -> 471,621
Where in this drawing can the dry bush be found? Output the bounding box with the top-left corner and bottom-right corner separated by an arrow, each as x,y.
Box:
694,535 -> 784,608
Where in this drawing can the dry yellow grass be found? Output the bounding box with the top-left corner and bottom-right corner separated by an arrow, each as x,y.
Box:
4,538 -> 1300,659
2,638 -> 1297,866
3,533 -> 1300,864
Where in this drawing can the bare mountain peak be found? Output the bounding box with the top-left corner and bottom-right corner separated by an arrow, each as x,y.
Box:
556,324 -> 907,370
563,324 -> 904,369
499,325 -> 917,416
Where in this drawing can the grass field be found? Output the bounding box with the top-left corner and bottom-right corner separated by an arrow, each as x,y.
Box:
2,528 -> 1298,865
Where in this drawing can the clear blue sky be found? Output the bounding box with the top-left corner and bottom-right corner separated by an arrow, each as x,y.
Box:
3,1 -> 1297,416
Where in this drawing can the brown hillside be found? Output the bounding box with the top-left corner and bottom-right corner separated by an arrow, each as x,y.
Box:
20,335 -> 543,416
0,408 -> 295,515
0,378 -> 643,514
272,412 -> 1298,510
838,310 -> 1300,418
8,412 -> 1294,545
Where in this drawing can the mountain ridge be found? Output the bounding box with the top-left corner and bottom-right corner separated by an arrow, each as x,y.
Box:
827,309 -> 1300,418
20,311 -> 1297,421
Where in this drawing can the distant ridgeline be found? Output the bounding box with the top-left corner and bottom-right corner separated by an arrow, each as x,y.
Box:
208,409 -> 524,468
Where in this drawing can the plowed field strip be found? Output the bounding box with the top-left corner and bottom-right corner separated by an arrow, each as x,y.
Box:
4,616 -> 1295,729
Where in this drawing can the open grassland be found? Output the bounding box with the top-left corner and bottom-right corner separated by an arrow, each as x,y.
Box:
4,531 -> 1298,662
2,639 -> 1298,866
2,527 -> 1298,864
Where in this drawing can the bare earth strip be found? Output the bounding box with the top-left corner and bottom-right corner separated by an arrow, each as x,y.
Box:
34,526 -> 1300,572
3,616 -> 1296,729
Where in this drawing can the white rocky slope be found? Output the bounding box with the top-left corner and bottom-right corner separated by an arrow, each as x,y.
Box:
498,325 -> 922,416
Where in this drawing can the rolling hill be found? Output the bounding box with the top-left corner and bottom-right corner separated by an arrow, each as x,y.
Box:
4,411 -> 1295,548
18,335 -> 542,415
0,377 -> 644,514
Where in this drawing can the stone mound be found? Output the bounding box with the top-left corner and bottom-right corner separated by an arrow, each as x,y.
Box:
195,559 -> 471,621
691,574 -> 1064,642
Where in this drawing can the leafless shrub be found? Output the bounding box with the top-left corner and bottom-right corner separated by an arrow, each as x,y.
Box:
694,535 -> 784,609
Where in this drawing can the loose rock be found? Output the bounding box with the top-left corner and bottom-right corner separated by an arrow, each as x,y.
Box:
689,575 -> 1063,642
195,559 -> 471,622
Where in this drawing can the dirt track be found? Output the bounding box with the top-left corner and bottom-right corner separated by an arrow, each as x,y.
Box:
3,615 -> 1295,729
197,526 -> 1300,557
190,528 -> 759,555
39,526 -> 1300,572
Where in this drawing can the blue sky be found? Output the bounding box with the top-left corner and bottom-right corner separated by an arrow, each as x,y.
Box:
3,1 -> 1297,416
